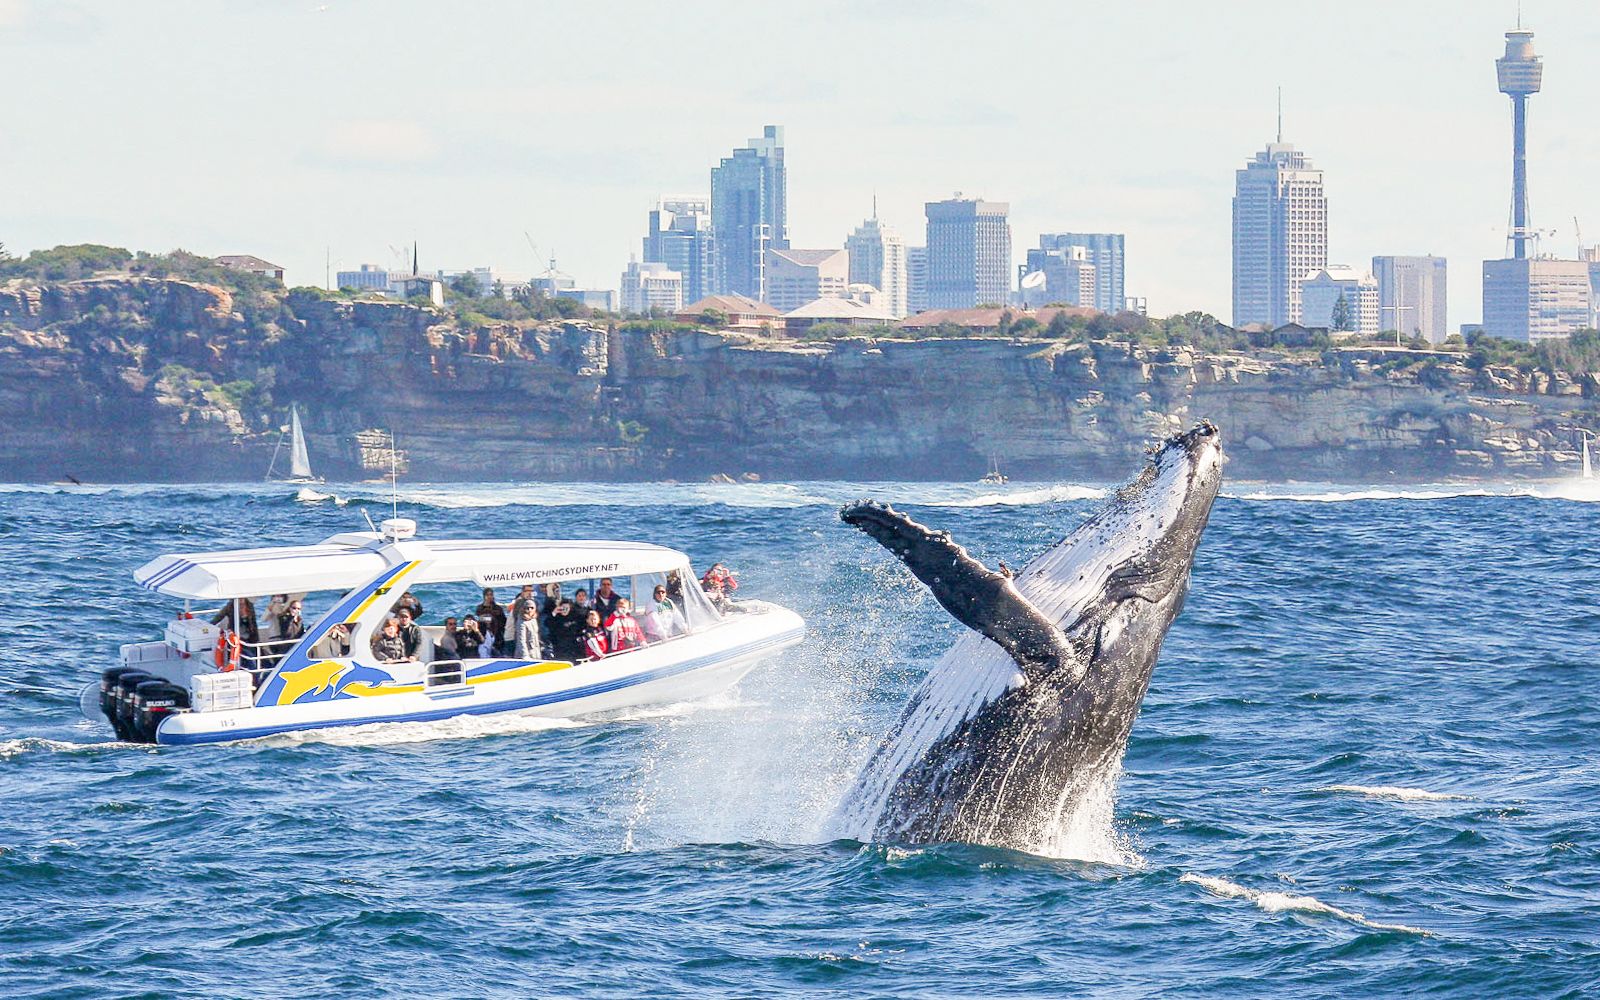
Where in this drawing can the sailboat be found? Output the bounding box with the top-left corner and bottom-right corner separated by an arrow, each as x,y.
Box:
979,454 -> 1008,486
1585,434 -> 1593,480
266,405 -> 322,484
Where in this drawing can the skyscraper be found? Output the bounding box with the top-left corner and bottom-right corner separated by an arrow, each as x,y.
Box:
906,246 -> 928,315
1372,256 -> 1448,342
620,259 -> 683,314
925,196 -> 1011,310
643,197 -> 715,305
710,125 -> 788,301
1034,233 -> 1124,314
1232,140 -> 1327,328
1018,246 -> 1095,309
845,208 -> 909,319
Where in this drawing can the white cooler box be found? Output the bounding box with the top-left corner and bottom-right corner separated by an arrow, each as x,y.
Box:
190,670 -> 255,713
165,618 -> 219,655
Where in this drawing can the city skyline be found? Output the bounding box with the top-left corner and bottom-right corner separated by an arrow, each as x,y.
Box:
3,2 -> 1600,326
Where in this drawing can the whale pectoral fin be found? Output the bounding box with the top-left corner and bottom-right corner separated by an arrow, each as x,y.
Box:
841,501 -> 1076,676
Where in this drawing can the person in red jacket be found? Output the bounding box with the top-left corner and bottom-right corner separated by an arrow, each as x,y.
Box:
580,610 -> 609,661
605,599 -> 645,653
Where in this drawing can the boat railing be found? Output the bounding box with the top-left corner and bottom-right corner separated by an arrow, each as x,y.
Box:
425,660 -> 465,688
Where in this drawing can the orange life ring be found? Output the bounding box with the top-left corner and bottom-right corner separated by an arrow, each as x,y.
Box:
214,632 -> 241,672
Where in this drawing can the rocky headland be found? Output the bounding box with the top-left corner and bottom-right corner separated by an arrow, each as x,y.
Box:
2,272 -> 1598,483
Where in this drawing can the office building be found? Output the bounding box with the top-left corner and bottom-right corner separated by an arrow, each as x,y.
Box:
1372,256 -> 1448,342
336,263 -> 397,293
710,125 -> 787,300
1232,140 -> 1327,327
1482,258 -> 1591,342
906,246 -> 928,315
1584,247 -> 1600,329
1034,233 -> 1124,313
1300,266 -> 1379,335
764,248 -> 849,312
644,197 -> 715,305
1019,245 -> 1096,309
620,259 -> 683,314
925,196 -> 1011,310
845,210 -> 909,319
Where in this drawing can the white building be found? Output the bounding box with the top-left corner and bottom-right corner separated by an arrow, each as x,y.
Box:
1300,266 -> 1379,336
1372,256 -> 1448,343
1482,258 -> 1592,343
765,248 -> 849,312
845,213 -> 909,319
1233,142 -> 1328,327
336,263 -> 406,293
620,259 -> 684,314
437,267 -> 498,296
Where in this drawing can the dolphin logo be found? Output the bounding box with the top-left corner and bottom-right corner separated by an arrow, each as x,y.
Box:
831,422 -> 1224,851
276,660 -> 351,706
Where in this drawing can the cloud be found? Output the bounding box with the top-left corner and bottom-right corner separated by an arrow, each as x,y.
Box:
311,119 -> 440,168
0,0 -> 99,41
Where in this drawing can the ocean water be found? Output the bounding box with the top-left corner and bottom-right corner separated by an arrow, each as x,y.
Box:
1,477 -> 1598,998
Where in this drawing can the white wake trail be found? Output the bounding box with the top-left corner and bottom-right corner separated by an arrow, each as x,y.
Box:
1181,873 -> 1431,935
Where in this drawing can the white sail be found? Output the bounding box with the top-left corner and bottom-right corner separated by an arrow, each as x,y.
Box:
1584,436 -> 1592,480
289,406 -> 313,480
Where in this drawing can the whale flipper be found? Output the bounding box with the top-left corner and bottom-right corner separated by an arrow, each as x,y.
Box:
840,500 -> 1076,677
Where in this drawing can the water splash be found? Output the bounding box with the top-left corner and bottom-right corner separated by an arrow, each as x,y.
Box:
1181,873 -> 1431,935
1318,784 -> 1470,802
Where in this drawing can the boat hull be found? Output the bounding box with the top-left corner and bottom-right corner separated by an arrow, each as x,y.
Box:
151,607 -> 802,746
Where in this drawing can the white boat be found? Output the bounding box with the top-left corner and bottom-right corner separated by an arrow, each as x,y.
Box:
83,518 -> 804,746
979,454 -> 1008,486
1584,435 -> 1593,480
266,405 -> 321,484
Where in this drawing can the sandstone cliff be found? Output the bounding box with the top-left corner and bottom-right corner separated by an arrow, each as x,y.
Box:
1,277 -> 1595,482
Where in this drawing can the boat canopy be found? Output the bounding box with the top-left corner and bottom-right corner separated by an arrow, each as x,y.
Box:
134,532 -> 692,600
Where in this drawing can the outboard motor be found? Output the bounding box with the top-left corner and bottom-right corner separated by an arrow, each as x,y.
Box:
132,680 -> 189,743
100,666 -> 145,727
111,671 -> 153,742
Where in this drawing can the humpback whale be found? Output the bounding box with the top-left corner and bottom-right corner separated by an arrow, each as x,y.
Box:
831,422 -> 1223,852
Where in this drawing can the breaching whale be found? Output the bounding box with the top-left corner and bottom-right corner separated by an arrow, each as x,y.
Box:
830,422 -> 1223,852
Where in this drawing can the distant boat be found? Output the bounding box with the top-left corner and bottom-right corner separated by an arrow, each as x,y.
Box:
980,454 -> 1008,486
1585,435 -> 1593,480
266,405 -> 321,484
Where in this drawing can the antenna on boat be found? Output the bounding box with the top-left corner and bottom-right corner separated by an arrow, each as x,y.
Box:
390,430 -> 399,522
361,508 -> 377,533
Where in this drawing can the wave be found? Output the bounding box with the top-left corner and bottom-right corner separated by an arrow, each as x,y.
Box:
253,712 -> 585,748
0,737 -> 120,760
1180,873 -> 1430,935
1228,477 -> 1600,503
926,484 -> 1107,507
294,487 -> 347,506
1318,784 -> 1470,802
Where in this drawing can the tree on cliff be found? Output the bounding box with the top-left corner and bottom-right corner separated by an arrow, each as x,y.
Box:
1331,292 -> 1353,332
449,273 -> 482,299
0,242 -> 11,262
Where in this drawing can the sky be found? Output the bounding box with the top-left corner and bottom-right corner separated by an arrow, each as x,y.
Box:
2,0 -> 1597,326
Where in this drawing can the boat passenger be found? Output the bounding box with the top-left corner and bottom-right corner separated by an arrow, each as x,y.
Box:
394,608 -> 423,660
371,618 -> 410,664
700,563 -> 738,598
475,589 -> 507,654
309,623 -> 350,660
510,584 -> 538,624
593,578 -> 621,620
437,616 -> 459,659
454,616 -> 485,659
273,600 -> 309,666
514,602 -> 541,660
263,594 -> 290,640
572,588 -> 592,622
548,599 -> 582,662
640,584 -> 682,641
606,599 -> 644,653
211,598 -> 260,647
580,610 -> 609,660
395,591 -> 424,621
